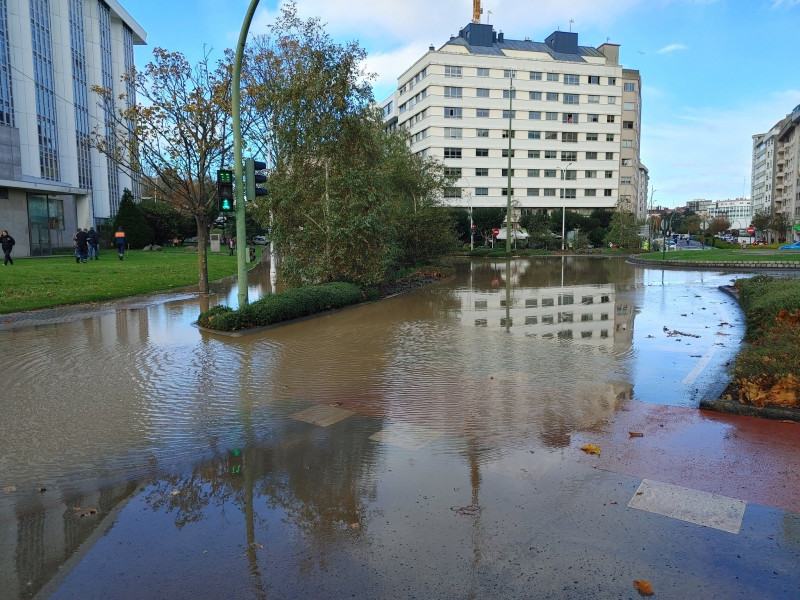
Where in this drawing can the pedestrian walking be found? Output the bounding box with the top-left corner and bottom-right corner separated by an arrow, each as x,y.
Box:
1,230 -> 15,265
87,227 -> 99,260
75,228 -> 89,263
228,237 -> 235,256
72,227 -> 81,263
114,227 -> 126,260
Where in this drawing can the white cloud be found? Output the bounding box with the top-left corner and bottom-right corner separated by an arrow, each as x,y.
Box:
657,43 -> 688,54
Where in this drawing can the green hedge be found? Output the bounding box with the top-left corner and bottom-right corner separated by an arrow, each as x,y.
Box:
197,282 -> 372,331
735,275 -> 800,337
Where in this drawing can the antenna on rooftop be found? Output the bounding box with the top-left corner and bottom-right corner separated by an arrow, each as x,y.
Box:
569,19 -> 574,32
487,10 -> 492,24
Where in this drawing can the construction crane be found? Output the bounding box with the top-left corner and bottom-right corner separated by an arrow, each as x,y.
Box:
473,0 -> 482,24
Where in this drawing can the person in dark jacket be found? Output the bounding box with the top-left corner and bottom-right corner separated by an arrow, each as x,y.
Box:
75,228 -> 89,263
87,227 -> 99,260
114,228 -> 126,260
0,230 -> 14,265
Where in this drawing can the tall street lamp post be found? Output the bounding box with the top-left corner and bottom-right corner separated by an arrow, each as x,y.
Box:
561,162 -> 572,250
505,74 -> 514,254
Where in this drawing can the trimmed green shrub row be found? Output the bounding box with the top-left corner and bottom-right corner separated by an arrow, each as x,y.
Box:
735,275 -> 800,337
197,282 -> 372,331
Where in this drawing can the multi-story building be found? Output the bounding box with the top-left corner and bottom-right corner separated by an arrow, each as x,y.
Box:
774,105 -> 800,241
751,121 -> 781,218
381,18 -> 644,222
0,0 -> 145,257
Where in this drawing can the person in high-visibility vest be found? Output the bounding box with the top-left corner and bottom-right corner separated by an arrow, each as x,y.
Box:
115,228 -> 126,260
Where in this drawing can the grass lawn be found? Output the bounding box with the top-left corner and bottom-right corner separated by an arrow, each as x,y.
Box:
639,248 -> 800,263
0,247 -> 258,314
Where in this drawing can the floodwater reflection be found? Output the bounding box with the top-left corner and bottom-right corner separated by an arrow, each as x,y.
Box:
0,257 -> 755,599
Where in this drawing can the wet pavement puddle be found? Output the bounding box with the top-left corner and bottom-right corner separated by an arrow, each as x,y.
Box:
368,422 -> 443,450
289,404 -> 354,426
628,479 -> 747,534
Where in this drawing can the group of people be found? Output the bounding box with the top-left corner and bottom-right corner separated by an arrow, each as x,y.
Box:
72,227 -> 101,263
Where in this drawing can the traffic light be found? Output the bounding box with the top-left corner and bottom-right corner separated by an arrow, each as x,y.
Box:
245,158 -> 267,202
217,169 -> 234,212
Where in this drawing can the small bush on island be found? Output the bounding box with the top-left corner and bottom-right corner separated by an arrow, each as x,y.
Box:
729,275 -> 800,408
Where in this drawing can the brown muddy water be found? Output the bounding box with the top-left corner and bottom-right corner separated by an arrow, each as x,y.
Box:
4,257 -> 795,600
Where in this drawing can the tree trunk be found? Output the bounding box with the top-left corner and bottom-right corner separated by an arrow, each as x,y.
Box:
196,215 -> 210,293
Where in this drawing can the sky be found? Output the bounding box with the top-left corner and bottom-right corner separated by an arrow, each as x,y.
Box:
124,0 -> 800,208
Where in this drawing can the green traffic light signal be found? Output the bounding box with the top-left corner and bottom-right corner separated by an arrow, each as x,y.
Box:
217,168 -> 234,212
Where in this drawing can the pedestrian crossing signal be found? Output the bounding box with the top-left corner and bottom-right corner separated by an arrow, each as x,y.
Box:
217,169 -> 234,212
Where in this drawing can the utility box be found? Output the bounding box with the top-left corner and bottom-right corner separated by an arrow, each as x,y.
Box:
210,233 -> 220,253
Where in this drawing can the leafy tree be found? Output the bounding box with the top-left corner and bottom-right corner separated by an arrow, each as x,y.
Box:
472,207 -> 506,247
751,209 -> 771,240
92,48 -> 233,292
138,198 -> 193,245
604,211 -> 641,249
113,189 -> 153,248
770,212 -> 791,242
520,210 -> 558,249
449,208 -> 472,245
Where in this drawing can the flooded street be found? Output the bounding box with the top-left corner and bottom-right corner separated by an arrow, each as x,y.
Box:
1,257 -> 798,599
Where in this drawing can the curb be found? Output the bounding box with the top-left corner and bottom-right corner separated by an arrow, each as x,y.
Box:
699,398 -> 800,422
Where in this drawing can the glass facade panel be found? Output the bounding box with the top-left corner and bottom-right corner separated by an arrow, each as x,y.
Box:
30,0 -> 60,180
0,0 -> 14,126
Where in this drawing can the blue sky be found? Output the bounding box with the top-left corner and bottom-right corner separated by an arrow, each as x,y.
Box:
125,0 -> 800,208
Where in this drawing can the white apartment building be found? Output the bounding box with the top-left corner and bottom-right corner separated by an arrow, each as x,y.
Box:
381,20 -> 644,221
687,197 -> 753,233
0,0 -> 145,257
775,105 -> 800,241
751,121 -> 780,217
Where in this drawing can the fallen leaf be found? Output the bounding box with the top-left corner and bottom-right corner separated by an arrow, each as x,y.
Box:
349,522 -> 360,529
580,443 -> 601,456
629,432 -> 644,438
634,580 -> 654,595
2,486 -> 17,494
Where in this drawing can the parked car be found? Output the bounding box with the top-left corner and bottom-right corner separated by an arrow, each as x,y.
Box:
252,235 -> 267,245
750,239 -> 767,246
779,240 -> 800,250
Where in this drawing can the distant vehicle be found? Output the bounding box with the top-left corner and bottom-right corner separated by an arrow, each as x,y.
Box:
750,239 -> 767,246
252,235 -> 267,245
779,240 -> 800,250
184,236 -> 198,243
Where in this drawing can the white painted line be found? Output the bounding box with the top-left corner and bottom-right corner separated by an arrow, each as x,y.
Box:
369,422 -> 442,450
682,344 -> 717,385
484,450 -> 558,484
628,479 -> 746,534
290,405 -> 353,427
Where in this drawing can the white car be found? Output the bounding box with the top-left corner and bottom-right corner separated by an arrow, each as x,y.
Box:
252,235 -> 267,245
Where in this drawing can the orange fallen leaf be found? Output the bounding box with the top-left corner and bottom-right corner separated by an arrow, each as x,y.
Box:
580,443 -> 601,456
634,580 -> 654,595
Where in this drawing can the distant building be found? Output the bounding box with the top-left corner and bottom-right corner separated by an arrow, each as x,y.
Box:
774,105 -> 800,242
380,17 -> 645,222
687,198 -> 752,233
0,0 -> 146,257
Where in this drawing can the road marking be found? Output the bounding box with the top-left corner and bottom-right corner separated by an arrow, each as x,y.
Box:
290,404 -> 354,427
484,450 -> 558,484
628,479 -> 746,534
369,422 -> 442,450
682,345 -> 717,385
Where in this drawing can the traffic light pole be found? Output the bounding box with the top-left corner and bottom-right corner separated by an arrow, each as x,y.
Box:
232,0 -> 260,308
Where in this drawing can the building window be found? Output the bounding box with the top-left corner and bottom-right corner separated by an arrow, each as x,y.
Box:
501,169 -> 515,177
477,88 -> 490,97
527,188 -> 539,196
624,82 -> 636,91
586,133 -> 598,141
586,151 -> 598,159
545,131 -> 557,140
588,95 -> 599,103
561,151 -> 577,161
503,89 -> 516,99
502,129 -> 515,138
501,188 -> 514,196
529,91 -> 542,100
477,67 -> 490,77
544,188 -> 556,196
588,114 -> 599,123
445,86 -> 462,98
476,128 -> 489,137
445,65 -> 462,78
544,169 -> 557,178
529,111 -> 541,120
444,167 -> 461,177
622,139 -> 633,148
588,75 -> 600,84
623,121 -> 634,129
444,127 -> 462,139
562,113 -> 577,124
621,176 -> 631,184
528,150 -> 540,158
444,147 -> 462,158
563,170 -> 577,180
527,169 -> 540,177
585,189 -> 596,196
546,112 -> 558,121
444,107 -> 462,118
606,134 -> 614,142
604,189 -> 613,197
503,69 -> 516,78
606,115 -> 615,123
546,92 -> 558,101
622,158 -> 632,166
475,168 -> 488,176
475,187 -> 488,195
502,110 -> 516,119
530,71 -> 542,80
605,170 -> 613,178
477,108 -> 490,117
605,152 -> 614,160
563,94 -> 579,104
561,189 -> 576,199
608,96 -> 617,104
444,187 -> 462,198
547,73 -> 559,82
528,130 -> 541,139
476,148 -> 489,157
564,74 -> 579,85
623,102 -> 635,110
585,170 -> 596,178
544,150 -> 557,159
502,149 -> 516,157
608,77 -> 617,85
